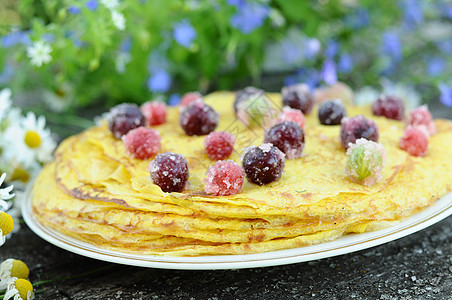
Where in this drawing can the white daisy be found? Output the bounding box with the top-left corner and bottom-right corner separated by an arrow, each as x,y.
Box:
0,173 -> 14,200
100,0 -> 119,10
20,112 -> 56,163
26,41 -> 52,67
111,10 -> 126,31
0,88 -> 12,119
0,259 -> 29,290
4,277 -> 33,300
42,83 -> 73,112
0,211 -> 14,247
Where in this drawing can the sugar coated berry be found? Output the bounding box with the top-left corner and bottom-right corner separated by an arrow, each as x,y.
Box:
264,121 -> 305,159
233,86 -> 264,115
236,93 -> 276,127
123,127 -> 161,159
204,131 -> 235,160
340,115 -> 379,149
275,106 -> 305,129
282,83 -> 314,114
203,160 -> 244,196
372,95 -> 405,120
346,138 -> 385,186
180,92 -> 203,108
242,144 -> 285,185
318,99 -> 347,125
408,105 -> 436,136
108,103 -> 145,139
399,126 -> 429,157
179,99 -> 219,136
141,101 -> 167,126
148,152 -> 189,192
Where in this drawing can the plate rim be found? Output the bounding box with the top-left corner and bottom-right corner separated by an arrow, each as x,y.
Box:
22,189 -> 452,270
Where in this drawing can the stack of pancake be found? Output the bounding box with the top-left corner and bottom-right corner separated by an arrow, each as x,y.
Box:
32,92 -> 452,256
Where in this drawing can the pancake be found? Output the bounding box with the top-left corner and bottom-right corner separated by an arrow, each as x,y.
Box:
32,92 -> 452,256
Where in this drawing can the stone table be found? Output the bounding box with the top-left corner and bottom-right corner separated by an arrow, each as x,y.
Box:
1,98 -> 451,300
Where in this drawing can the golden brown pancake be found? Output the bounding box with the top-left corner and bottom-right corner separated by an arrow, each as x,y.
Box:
32,92 -> 452,256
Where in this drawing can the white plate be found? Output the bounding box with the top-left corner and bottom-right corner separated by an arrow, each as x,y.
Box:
22,190 -> 452,270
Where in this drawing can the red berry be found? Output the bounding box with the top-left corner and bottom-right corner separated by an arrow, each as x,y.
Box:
399,127 -> 428,157
141,101 -> 167,126
264,121 -> 305,159
123,127 -> 161,159
275,106 -> 305,129
108,104 -> 145,139
179,99 -> 219,136
180,92 -> 203,108
372,95 -> 405,120
203,160 -> 244,196
340,115 -> 379,149
408,105 -> 436,136
282,83 -> 314,114
148,152 -> 189,192
242,144 -> 285,185
204,131 -> 235,160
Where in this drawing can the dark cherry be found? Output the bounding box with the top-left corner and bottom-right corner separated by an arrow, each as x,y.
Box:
264,121 -> 305,159
242,144 -> 285,185
281,83 -> 314,114
148,152 -> 189,192
340,115 -> 379,149
372,95 -> 405,121
318,99 -> 347,125
108,103 -> 145,139
179,99 -> 219,136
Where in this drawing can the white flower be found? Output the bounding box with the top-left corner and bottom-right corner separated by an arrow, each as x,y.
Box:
111,10 -> 126,31
26,41 -> 52,67
0,211 -> 14,247
100,0 -> 119,10
0,88 -> 12,119
20,112 -> 56,163
354,86 -> 380,106
115,52 -> 131,74
43,83 -> 73,112
4,277 -> 33,300
0,259 -> 29,290
0,173 -> 14,201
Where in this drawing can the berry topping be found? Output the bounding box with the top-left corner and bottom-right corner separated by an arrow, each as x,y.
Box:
179,99 -> 219,136
204,131 -> 235,160
275,106 -> 305,129
123,127 -> 161,159
318,99 -> 347,125
203,160 -> 244,196
408,105 -> 436,136
141,101 -> 167,126
108,104 -> 145,139
340,115 -> 379,149
346,138 -> 385,186
180,92 -> 203,108
399,126 -> 429,157
372,95 -> 405,120
242,144 -> 285,185
233,86 -> 264,115
264,121 -> 305,159
282,83 -> 314,114
148,152 -> 189,192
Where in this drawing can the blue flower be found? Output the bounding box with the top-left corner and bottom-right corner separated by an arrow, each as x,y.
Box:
85,0 -> 98,11
437,40 -> 452,54
1,30 -> 31,48
304,38 -> 321,59
427,57 -> 445,76
230,1 -> 269,34
147,69 -> 171,93
120,36 -> 132,52
68,6 -> 81,14
399,0 -> 423,29
338,53 -> 353,73
325,40 -> 339,59
173,20 -> 197,48
345,8 -> 369,29
321,59 -> 337,85
0,64 -> 14,85
438,84 -> 452,107
285,68 -> 321,90
382,31 -> 402,61
227,0 -> 245,6
168,93 -> 181,106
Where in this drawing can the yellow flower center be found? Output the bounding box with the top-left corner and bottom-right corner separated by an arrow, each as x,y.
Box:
11,167 -> 30,183
14,279 -> 33,300
0,212 -> 14,235
11,260 -> 30,279
24,131 -> 41,148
